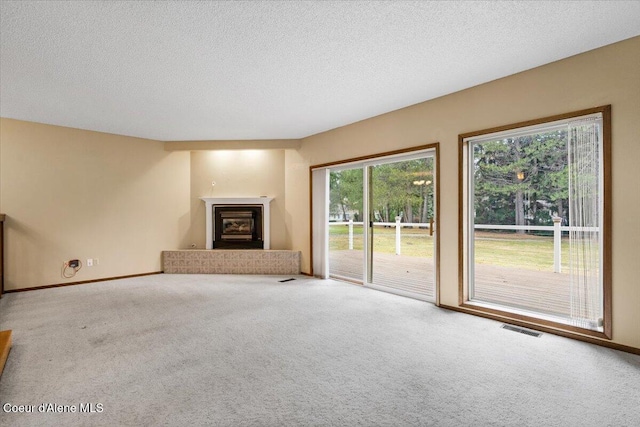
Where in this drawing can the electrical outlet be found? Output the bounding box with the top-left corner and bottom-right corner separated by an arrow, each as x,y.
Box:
87,258 -> 93,267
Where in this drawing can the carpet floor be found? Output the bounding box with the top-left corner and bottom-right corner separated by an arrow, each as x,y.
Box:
0,274 -> 638,426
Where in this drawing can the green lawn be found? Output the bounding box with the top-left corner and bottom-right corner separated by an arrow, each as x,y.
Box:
329,225 -> 570,272
473,233 -> 570,271
329,225 -> 434,257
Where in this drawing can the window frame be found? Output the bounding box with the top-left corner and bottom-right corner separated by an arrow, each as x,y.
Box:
458,105 -> 612,340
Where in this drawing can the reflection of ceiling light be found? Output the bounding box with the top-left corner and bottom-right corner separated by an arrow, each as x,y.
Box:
517,171 -> 525,180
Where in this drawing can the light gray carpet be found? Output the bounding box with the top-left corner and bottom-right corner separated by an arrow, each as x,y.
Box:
0,274 -> 639,426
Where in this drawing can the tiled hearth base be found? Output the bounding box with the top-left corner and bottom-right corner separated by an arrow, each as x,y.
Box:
163,250 -> 300,275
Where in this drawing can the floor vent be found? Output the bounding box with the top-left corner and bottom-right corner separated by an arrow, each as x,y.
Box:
278,278 -> 296,283
501,324 -> 542,337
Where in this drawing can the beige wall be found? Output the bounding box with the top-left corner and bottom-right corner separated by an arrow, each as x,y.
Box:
284,149 -> 309,262
289,36 -> 640,348
189,150 -> 287,250
0,119 -> 191,290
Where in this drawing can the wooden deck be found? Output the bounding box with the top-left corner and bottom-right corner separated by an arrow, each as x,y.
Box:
329,250 -> 571,317
329,250 -> 435,299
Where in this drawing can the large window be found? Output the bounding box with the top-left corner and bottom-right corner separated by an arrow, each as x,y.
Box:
459,106 -> 611,338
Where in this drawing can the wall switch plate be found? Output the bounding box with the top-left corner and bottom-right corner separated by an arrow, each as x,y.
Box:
86,258 -> 93,267
94,258 -> 99,265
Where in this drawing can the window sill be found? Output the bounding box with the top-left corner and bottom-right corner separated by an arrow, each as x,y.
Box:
456,300 -> 611,340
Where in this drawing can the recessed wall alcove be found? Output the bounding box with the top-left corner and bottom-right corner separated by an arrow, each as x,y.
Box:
163,196 -> 300,275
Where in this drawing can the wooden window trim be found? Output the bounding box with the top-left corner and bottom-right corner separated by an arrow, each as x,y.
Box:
458,105 -> 612,340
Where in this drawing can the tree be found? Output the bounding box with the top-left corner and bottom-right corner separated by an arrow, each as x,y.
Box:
473,130 -> 568,231
530,130 -> 569,223
329,169 -> 363,220
474,139 -> 530,231
371,159 -> 433,223
329,158 -> 434,224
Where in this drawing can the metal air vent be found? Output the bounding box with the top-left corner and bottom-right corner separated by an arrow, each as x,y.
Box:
501,324 -> 542,337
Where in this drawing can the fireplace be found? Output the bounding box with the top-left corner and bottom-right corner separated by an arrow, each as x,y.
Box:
200,197 -> 274,250
214,206 -> 263,249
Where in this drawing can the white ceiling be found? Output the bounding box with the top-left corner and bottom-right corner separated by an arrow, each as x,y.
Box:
1,1 -> 639,141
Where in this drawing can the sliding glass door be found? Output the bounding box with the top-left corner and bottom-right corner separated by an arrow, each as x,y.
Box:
322,148 -> 438,302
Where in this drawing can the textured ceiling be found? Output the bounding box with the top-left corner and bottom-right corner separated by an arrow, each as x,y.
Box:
1,1 -> 639,141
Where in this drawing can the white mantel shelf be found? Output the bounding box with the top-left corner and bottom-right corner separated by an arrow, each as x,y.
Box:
200,197 -> 274,250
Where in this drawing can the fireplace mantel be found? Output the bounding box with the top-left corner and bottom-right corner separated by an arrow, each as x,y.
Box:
201,197 -> 273,250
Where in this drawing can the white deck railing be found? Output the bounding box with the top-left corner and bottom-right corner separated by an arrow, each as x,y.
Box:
331,218 -> 431,257
330,218 -> 599,273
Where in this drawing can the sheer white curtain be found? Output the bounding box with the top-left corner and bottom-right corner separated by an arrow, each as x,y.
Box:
311,168 -> 329,279
568,115 -> 603,329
